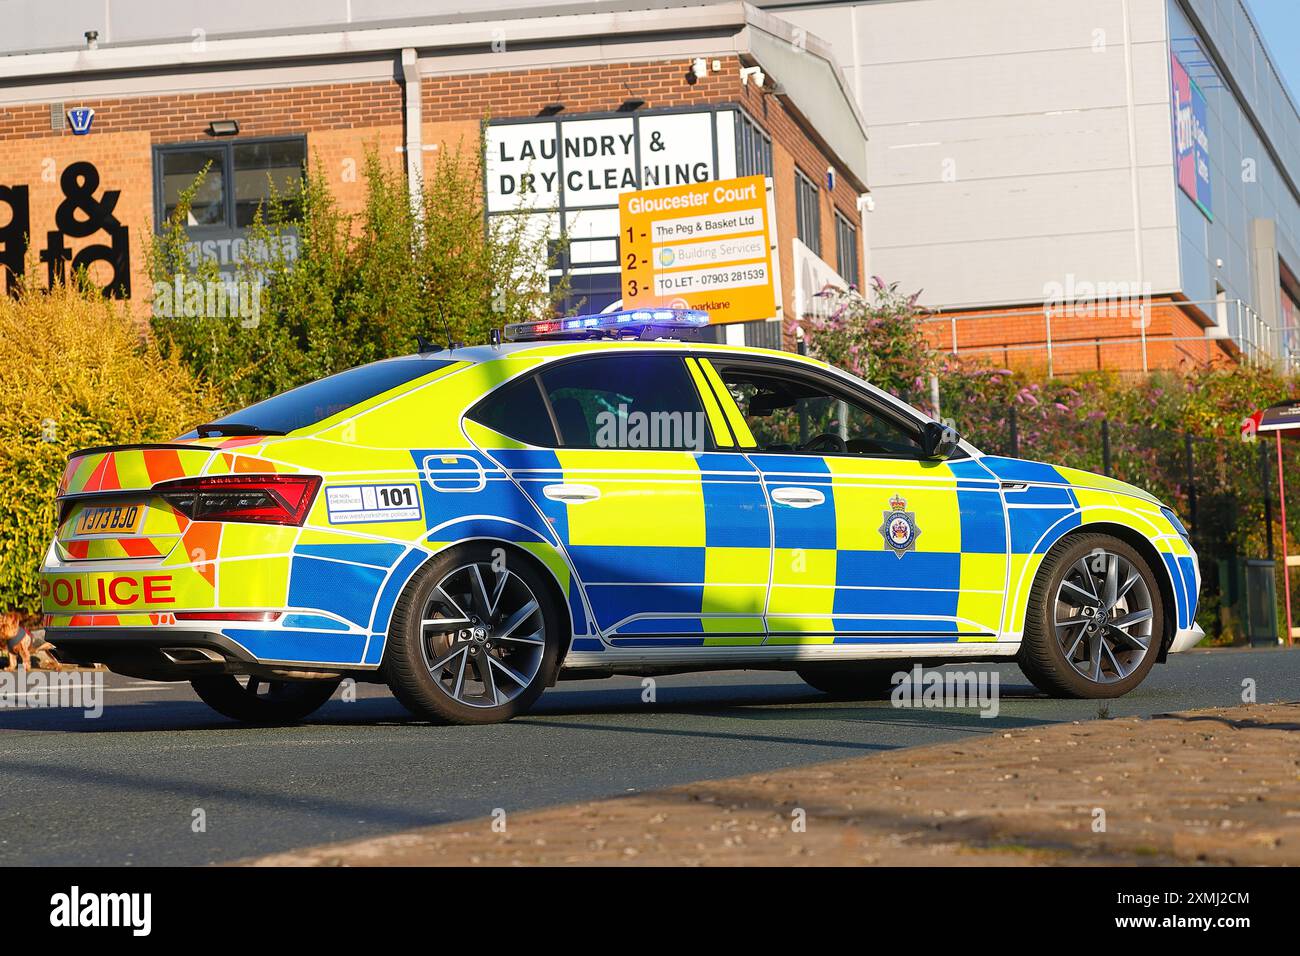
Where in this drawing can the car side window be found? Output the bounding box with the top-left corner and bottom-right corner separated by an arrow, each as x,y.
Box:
538,354 -> 712,450
714,363 -> 925,459
465,375 -> 559,447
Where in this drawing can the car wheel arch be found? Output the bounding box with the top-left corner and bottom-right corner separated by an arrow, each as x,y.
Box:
1025,521 -> 1178,660
404,536 -> 577,675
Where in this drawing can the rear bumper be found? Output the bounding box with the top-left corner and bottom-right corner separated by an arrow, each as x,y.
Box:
45,627 -> 346,681
1168,623 -> 1206,654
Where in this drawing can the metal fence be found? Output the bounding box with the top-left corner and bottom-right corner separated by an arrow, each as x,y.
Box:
923,299 -> 1299,376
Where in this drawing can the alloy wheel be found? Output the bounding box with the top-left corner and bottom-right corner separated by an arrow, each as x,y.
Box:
1052,549 -> 1155,684
418,562 -> 547,709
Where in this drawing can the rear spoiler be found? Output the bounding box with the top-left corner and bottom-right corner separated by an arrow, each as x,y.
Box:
67,442 -> 214,461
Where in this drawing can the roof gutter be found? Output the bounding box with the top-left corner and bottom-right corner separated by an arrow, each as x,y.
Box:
0,3 -> 754,81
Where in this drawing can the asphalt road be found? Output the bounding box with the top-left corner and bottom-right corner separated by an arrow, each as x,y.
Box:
0,646 -> 1294,866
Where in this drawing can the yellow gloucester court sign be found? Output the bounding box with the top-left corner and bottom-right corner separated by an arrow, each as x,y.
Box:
618,175 -> 781,325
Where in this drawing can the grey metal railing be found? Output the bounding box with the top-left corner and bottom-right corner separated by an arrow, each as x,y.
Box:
924,298 -> 1300,375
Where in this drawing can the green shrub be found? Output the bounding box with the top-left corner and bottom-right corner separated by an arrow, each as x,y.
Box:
0,282 -> 218,614
802,278 -> 935,407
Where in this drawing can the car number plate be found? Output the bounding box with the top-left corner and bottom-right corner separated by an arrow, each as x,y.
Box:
73,503 -> 147,536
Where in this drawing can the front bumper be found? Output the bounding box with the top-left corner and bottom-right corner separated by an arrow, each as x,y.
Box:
1168,623 -> 1206,654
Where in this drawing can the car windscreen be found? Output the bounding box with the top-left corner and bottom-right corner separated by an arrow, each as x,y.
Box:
187,357 -> 454,436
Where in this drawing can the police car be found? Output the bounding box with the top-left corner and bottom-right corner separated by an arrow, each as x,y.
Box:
40,309 -> 1201,724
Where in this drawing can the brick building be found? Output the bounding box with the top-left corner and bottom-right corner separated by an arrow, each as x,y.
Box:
0,1 -> 870,350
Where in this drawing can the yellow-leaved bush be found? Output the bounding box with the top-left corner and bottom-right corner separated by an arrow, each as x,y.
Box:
0,284 -> 220,614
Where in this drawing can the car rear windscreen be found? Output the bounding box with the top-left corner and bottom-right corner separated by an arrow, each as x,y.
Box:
191,357 -> 454,435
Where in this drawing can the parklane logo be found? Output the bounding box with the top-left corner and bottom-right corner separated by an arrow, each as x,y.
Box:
891,664 -> 1000,718
50,886 -> 151,936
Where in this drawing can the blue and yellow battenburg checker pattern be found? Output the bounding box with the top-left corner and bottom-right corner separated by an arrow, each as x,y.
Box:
40,340 -> 1197,667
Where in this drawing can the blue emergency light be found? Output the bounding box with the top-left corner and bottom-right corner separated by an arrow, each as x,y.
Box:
502,308 -> 711,342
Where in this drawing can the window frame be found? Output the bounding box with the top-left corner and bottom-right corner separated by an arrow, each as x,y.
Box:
834,209 -> 860,288
463,372 -> 562,448
152,135 -> 308,234
464,351 -> 722,452
735,109 -> 774,178
794,168 -> 821,256
698,354 -> 958,461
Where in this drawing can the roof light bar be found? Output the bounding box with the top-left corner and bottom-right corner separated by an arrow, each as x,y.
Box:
502,308 -> 711,342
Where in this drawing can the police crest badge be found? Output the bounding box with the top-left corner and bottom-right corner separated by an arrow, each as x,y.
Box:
878,493 -> 921,558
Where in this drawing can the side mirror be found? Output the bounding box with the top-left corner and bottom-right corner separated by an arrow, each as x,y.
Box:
748,390 -> 795,417
921,420 -> 960,460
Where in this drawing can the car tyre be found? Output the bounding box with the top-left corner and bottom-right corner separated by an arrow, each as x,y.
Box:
1018,533 -> 1164,699
796,663 -> 900,700
383,543 -> 561,725
191,675 -> 340,724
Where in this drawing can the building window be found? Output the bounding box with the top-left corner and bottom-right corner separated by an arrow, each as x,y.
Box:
795,169 -> 820,256
159,147 -> 227,226
154,137 -> 306,232
835,211 -> 859,288
736,110 -> 773,178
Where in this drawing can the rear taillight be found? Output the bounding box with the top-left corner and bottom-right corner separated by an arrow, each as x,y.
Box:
156,475 -> 320,526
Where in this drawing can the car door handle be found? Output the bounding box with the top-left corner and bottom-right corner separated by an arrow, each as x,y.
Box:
543,483 -> 601,503
770,486 -> 826,508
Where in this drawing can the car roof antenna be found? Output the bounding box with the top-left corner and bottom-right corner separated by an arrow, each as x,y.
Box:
417,298 -> 455,353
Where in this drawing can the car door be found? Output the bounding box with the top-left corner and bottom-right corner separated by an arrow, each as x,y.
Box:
469,350 -> 772,647
698,356 -> 1008,646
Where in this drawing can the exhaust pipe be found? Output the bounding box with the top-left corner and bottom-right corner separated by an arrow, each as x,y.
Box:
160,647 -> 226,665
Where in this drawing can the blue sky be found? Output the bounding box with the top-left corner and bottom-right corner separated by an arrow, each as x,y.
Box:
1247,0 -> 1300,106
